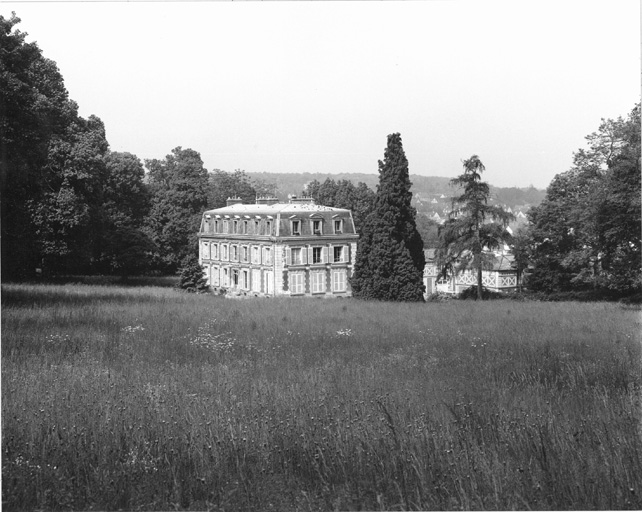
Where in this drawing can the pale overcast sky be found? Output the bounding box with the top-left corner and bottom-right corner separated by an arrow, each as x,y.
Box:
3,0 -> 640,188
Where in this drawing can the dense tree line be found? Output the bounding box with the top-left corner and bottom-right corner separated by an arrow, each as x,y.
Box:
0,15 -> 271,280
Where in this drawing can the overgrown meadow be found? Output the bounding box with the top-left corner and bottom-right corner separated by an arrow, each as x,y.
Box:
2,283 -> 641,511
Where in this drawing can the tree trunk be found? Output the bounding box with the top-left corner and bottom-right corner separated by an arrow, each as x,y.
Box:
477,259 -> 483,300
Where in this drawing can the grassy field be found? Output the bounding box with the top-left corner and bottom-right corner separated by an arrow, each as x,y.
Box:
2,283 -> 641,511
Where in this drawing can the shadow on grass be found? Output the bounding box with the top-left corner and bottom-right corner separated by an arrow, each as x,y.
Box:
1,276 -> 182,308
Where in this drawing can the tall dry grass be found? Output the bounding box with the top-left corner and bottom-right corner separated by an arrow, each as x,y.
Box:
2,283 -> 641,510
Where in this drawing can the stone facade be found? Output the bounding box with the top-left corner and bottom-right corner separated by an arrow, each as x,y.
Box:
198,197 -> 359,297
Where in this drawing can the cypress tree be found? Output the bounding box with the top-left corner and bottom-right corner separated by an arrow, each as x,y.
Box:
351,133 -> 425,301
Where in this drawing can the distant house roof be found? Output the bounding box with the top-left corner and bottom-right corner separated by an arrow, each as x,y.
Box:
423,249 -> 515,271
491,253 -> 515,271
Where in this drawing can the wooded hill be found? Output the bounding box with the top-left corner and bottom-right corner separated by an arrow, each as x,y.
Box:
247,172 -> 546,211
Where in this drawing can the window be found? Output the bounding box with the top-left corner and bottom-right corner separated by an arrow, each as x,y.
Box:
333,246 -> 343,263
264,247 -> 272,265
242,220 -> 248,234
211,265 -> 219,286
312,219 -> 322,234
266,221 -> 272,235
252,246 -> 260,264
223,220 -> 229,233
232,269 -> 239,287
214,220 -> 219,233
291,247 -> 302,265
242,270 -> 249,289
311,271 -> 325,294
292,220 -> 301,235
252,269 -> 261,292
223,268 -> 229,287
241,246 -> 248,262
201,242 -> 210,260
233,220 -> 238,233
222,245 -> 229,261
290,272 -> 304,294
211,244 -> 218,260
254,220 -> 260,233
312,247 -> 323,264
332,270 -> 346,292
334,219 -> 343,234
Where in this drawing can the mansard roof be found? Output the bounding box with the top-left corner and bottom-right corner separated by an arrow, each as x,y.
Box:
203,202 -> 351,217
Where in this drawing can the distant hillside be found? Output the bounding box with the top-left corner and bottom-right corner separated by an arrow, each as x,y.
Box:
247,172 -> 546,213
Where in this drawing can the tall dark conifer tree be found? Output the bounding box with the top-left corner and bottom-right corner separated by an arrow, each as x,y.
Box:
351,133 -> 425,301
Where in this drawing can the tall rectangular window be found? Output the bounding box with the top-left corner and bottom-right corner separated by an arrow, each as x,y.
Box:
252,246 -> 260,264
290,273 -> 304,294
201,242 -> 210,260
211,244 -> 218,260
232,245 -> 238,261
333,246 -> 343,263
292,220 -> 301,235
242,270 -> 249,289
334,219 -> 343,234
222,245 -> 228,260
242,246 -> 248,262
265,220 -> 272,234
311,271 -> 325,294
312,247 -> 322,264
233,220 -> 238,233
312,220 -> 322,234
252,269 -> 261,292
242,221 -> 248,234
332,270 -> 346,292
264,247 -> 272,265
291,247 -> 302,265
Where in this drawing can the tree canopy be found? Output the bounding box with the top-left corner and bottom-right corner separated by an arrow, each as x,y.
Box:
527,104 -> 641,294
351,133 -> 425,301
145,147 -> 209,272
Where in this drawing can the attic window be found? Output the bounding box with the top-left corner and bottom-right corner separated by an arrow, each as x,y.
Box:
334,219 -> 343,234
292,220 -> 301,236
312,219 -> 322,235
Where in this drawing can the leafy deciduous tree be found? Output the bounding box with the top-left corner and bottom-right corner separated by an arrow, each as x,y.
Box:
145,147 -> 209,272
527,104 -> 641,294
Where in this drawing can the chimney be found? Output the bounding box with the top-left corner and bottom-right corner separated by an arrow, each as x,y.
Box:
288,195 -> 316,205
226,197 -> 244,207
255,196 -> 280,206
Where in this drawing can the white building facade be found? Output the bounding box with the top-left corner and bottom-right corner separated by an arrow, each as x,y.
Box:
198,197 -> 359,297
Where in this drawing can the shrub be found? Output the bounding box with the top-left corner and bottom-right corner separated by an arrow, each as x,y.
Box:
177,255 -> 209,293
458,285 -> 504,300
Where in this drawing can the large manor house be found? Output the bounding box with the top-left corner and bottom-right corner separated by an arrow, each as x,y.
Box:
198,197 -> 359,297
198,197 -> 519,298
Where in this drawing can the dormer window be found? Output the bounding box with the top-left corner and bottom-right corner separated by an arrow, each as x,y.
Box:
292,220 -> 301,236
334,219 -> 343,234
312,219 -> 322,235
